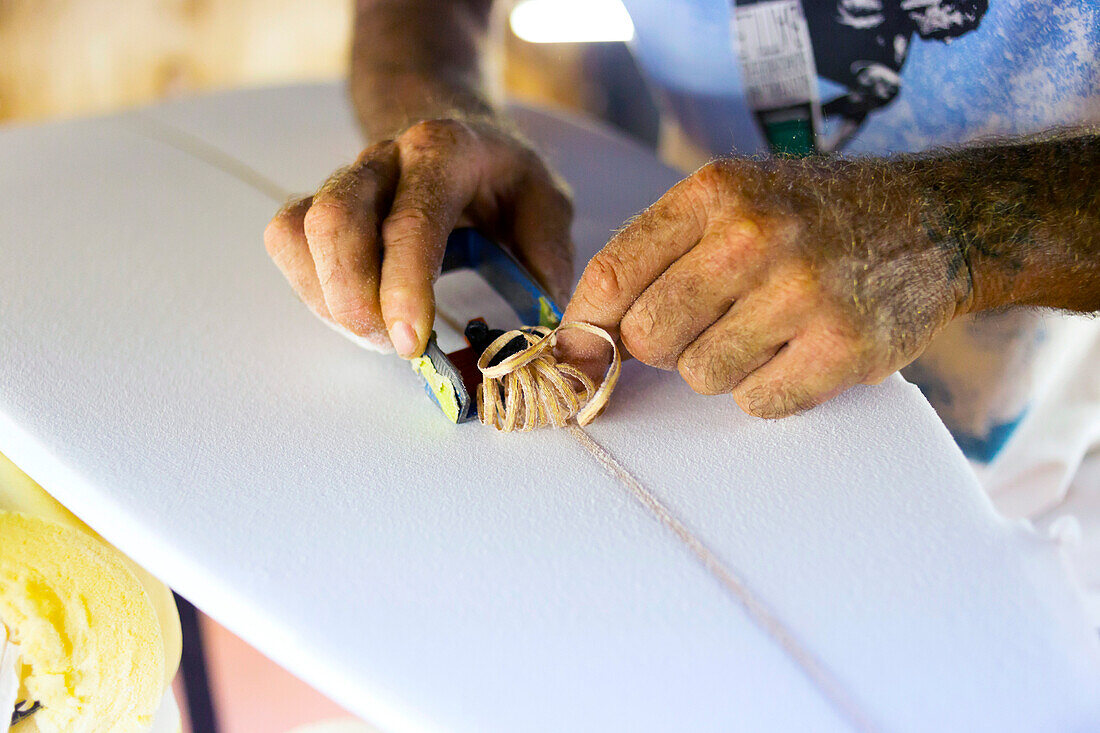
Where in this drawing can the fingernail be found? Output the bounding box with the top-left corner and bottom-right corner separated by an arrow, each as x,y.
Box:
390,321 -> 419,358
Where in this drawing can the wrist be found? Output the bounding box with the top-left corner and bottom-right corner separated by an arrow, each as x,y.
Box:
901,137 -> 1091,316
350,68 -> 497,142
914,180 -> 984,318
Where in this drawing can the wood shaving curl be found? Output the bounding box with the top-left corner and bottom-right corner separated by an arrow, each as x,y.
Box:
477,323 -> 621,432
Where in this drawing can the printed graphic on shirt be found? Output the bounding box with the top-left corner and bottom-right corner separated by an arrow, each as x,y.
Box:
844,1 -> 1099,153
730,0 -> 992,153
732,0 -> 824,155
806,0 -> 989,151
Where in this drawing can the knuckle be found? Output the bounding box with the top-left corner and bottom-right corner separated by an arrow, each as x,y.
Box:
693,160 -> 728,186
768,268 -> 819,313
400,118 -> 467,152
620,294 -> 684,369
667,162 -> 732,225
691,159 -> 739,197
678,342 -> 734,395
734,382 -> 817,419
349,146 -> 396,200
690,158 -> 763,216
327,298 -> 385,336
347,162 -> 381,195
619,309 -> 660,366
303,200 -> 353,243
698,246 -> 736,282
678,359 -> 717,395
381,205 -> 436,242
354,138 -> 394,164
400,120 -> 435,144
316,166 -> 361,200
263,214 -> 297,259
581,252 -> 626,304
264,198 -> 311,258
429,118 -> 466,135
680,327 -> 760,395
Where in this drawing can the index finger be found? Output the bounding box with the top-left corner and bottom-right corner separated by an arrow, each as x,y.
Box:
380,123 -> 479,357
563,175 -> 707,342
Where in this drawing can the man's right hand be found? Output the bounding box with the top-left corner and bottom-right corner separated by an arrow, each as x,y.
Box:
263,118 -> 574,358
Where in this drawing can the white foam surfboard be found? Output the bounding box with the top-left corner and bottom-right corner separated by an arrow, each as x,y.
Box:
1,84 -> 1098,732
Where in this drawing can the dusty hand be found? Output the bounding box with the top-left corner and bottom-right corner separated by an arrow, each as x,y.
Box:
264,118 -> 574,356
562,157 -> 971,418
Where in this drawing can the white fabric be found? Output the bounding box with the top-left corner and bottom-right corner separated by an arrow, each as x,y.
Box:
975,316 -> 1100,625
0,84 -> 1098,731
976,315 -> 1100,518
1034,449 -> 1100,625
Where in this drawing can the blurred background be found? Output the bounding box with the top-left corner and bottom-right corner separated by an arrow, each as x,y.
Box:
0,1 -> 664,731
0,0 -> 661,149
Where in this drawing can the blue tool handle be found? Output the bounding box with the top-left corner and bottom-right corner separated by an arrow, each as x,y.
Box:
417,229 -> 564,425
442,229 -> 564,327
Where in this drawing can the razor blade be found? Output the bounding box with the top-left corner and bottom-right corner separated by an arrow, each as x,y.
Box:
410,229 -> 564,423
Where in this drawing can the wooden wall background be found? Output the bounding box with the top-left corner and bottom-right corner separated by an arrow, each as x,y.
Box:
0,0 -> 592,125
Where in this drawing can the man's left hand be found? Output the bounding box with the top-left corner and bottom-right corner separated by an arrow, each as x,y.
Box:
561,156 -> 972,418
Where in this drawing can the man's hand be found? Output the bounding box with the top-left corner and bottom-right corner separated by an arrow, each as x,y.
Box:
564,131 -> 1099,420
562,156 -> 971,419
264,0 -> 575,358
264,118 -> 573,357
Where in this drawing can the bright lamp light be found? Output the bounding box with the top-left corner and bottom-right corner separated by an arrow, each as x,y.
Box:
510,0 -> 635,43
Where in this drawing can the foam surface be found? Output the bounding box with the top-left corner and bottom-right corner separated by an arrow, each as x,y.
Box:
0,84 -> 1098,731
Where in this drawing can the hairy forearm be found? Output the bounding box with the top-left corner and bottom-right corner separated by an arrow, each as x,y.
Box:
911,130 -> 1100,314
350,0 -> 496,141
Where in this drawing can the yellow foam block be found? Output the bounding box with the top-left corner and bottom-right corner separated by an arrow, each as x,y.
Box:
0,452 -> 181,732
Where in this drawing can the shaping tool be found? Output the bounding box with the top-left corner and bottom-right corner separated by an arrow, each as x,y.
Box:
410,228 -> 564,423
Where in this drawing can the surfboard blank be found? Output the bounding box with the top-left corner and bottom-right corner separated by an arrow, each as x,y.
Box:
1,85 -> 1098,731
